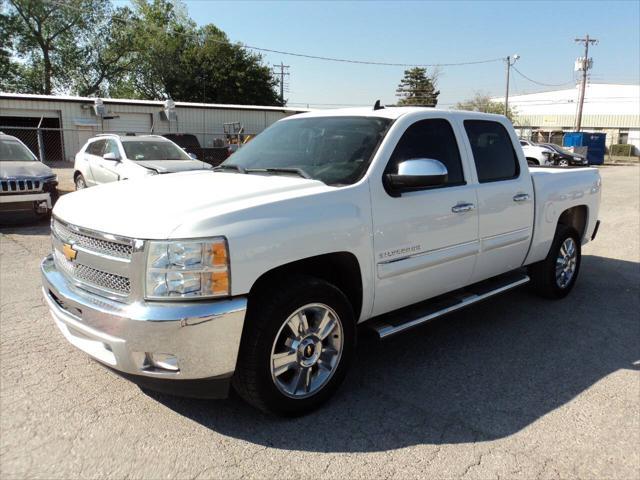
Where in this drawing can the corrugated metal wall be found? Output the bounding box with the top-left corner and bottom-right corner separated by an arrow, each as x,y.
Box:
514,114 -> 640,129
0,96 -> 302,161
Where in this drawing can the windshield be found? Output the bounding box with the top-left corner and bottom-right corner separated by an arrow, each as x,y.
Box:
223,116 -> 392,185
122,140 -> 191,161
0,138 -> 36,162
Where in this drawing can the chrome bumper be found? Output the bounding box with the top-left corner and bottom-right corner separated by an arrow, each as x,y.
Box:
41,254 -> 247,382
0,192 -> 51,207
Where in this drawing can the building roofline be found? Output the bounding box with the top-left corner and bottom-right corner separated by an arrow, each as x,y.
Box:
0,92 -> 309,114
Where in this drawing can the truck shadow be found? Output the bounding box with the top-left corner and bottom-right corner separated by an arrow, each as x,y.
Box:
146,254 -> 639,452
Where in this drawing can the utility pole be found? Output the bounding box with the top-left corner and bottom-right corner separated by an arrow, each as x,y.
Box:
574,34 -> 597,131
272,62 -> 290,106
504,54 -> 520,117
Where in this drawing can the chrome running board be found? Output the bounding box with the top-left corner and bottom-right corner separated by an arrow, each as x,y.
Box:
367,271 -> 530,339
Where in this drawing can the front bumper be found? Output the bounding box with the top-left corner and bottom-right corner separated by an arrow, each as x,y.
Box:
0,192 -> 51,211
41,254 -> 247,398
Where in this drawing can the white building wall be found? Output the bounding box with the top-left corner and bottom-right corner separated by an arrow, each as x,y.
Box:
0,94 -> 306,161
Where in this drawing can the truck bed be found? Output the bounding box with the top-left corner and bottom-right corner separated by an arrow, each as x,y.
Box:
525,166 -> 601,265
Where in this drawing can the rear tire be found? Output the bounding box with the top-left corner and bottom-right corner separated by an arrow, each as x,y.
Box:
529,225 -> 581,299
233,275 -> 355,416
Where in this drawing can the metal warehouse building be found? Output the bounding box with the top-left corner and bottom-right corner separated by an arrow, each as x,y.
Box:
498,83 -> 640,154
0,93 -> 306,163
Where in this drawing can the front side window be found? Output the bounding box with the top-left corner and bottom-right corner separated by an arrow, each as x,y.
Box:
386,119 -> 465,186
464,120 -> 519,183
0,138 -> 36,162
103,139 -> 120,157
224,116 -> 392,186
122,140 -> 191,161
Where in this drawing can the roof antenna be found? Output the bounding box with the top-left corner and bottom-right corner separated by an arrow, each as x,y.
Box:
373,99 -> 384,111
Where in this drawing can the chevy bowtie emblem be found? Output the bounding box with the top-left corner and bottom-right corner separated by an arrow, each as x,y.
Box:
62,243 -> 77,261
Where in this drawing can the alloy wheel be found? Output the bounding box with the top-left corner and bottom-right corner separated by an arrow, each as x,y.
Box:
270,303 -> 343,399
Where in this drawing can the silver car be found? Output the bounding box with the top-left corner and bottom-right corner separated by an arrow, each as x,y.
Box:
73,134 -> 212,190
0,132 -> 58,217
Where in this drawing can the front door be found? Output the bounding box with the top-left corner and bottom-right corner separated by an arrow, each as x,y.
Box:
93,139 -> 122,184
462,119 -> 534,283
370,118 -> 479,316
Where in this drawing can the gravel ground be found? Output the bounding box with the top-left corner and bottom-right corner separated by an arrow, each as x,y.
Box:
1,166 -> 638,479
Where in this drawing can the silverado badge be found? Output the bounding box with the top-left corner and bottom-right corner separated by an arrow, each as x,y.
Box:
62,243 -> 77,262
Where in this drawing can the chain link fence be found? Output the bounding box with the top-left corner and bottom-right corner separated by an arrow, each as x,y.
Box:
0,126 -> 257,166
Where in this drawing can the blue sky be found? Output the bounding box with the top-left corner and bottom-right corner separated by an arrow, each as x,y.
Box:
142,1 -> 640,108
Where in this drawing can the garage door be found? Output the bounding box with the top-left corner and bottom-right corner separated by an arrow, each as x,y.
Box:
102,113 -> 152,134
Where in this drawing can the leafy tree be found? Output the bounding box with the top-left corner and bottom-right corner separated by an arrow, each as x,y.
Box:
455,92 -> 517,122
395,67 -> 440,107
113,0 -> 280,105
5,0 -> 114,94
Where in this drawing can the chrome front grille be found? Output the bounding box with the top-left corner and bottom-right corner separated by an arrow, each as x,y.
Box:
53,249 -> 131,296
51,219 -> 138,299
1,177 -> 43,193
52,219 -> 133,259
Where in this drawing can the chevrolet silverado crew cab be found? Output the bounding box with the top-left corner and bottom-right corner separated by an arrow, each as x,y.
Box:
1,132 -> 58,217
73,134 -> 212,190
42,106 -> 602,416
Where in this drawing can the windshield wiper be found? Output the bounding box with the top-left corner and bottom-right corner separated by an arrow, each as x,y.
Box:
213,164 -> 246,173
245,167 -> 311,179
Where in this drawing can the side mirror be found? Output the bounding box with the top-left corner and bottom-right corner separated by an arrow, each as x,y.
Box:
188,152 -> 198,160
103,152 -> 120,162
384,158 -> 448,195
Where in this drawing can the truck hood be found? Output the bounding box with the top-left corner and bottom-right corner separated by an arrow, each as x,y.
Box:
136,159 -> 212,173
0,161 -> 54,178
53,171 -> 331,239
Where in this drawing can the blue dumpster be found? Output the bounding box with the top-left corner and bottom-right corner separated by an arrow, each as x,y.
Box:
563,132 -> 606,165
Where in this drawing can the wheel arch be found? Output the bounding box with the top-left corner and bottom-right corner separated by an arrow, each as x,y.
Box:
526,157 -> 540,166
557,205 -> 588,241
248,252 -> 364,320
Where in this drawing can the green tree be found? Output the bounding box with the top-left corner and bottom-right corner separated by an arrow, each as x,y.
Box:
395,67 -> 440,107
455,92 -> 517,122
113,0 -> 280,105
5,0 -> 116,94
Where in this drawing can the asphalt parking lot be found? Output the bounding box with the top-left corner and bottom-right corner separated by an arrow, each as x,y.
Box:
1,166 -> 638,479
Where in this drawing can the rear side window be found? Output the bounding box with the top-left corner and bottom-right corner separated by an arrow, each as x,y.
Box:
464,120 -> 519,183
86,140 -> 105,156
387,119 -> 465,186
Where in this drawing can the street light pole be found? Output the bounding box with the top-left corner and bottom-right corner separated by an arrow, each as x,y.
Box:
504,54 -> 520,117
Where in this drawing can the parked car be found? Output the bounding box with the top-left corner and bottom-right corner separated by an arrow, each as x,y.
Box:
162,133 -> 229,167
43,107 -> 601,416
0,132 -> 58,218
538,143 -> 589,167
73,134 -> 213,190
519,139 -> 555,166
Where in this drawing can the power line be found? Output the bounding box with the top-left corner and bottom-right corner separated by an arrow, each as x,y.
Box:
511,66 -> 575,87
39,0 -> 504,69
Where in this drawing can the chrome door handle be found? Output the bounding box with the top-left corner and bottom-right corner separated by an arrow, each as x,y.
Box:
513,193 -> 530,202
452,203 -> 475,213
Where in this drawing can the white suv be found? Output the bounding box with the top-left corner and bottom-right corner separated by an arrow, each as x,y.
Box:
73,134 -> 212,190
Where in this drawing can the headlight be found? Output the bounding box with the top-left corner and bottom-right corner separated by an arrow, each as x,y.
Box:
145,238 -> 230,299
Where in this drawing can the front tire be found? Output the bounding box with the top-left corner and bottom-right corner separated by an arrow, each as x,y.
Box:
233,275 -> 355,416
530,225 -> 581,299
75,173 -> 87,190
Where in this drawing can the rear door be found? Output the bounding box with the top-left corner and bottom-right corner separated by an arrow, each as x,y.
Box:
462,119 -> 534,282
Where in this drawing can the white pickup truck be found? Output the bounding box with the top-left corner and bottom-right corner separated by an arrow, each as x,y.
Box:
42,106 -> 602,416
